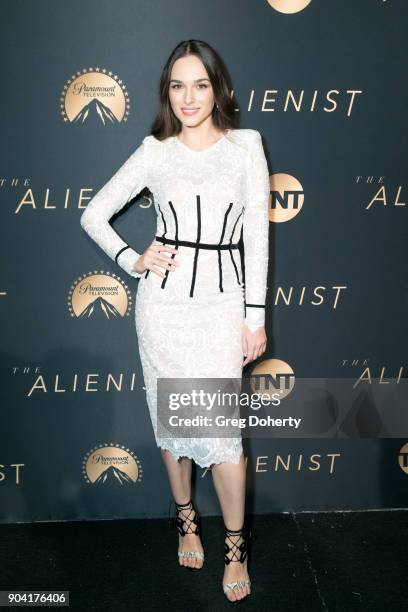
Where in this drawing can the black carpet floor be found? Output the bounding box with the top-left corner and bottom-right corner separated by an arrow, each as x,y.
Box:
1,510 -> 407,611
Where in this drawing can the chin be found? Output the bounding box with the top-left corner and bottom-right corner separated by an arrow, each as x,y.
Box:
181,114 -> 211,126
179,118 -> 202,127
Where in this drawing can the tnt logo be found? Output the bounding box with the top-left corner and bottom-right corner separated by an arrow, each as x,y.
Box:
249,358 -> 295,400
270,174 -> 304,223
398,443 -> 408,474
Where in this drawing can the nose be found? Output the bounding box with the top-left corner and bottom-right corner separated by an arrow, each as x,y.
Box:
183,86 -> 195,105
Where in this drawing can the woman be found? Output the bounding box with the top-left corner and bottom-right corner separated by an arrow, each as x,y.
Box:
80,39 -> 270,603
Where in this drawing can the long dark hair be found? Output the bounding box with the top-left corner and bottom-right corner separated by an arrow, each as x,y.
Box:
150,39 -> 238,140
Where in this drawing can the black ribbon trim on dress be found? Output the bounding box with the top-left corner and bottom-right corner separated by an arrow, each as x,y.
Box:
115,245 -> 131,264
161,201 -> 178,290
218,203 -> 233,292
189,195 -> 201,297
145,202 -> 169,280
228,208 -> 243,285
155,236 -> 240,250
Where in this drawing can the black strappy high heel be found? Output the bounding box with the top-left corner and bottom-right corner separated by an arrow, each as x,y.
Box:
223,524 -> 251,600
174,499 -> 204,569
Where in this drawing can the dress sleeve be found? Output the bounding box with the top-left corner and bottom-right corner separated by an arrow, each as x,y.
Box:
79,138 -> 149,279
242,130 -> 270,331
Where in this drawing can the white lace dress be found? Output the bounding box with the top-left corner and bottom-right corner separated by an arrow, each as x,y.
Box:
80,128 -> 270,468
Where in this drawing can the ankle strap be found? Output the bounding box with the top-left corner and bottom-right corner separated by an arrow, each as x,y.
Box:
175,499 -> 193,508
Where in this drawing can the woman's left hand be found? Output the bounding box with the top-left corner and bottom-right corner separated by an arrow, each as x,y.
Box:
242,324 -> 267,366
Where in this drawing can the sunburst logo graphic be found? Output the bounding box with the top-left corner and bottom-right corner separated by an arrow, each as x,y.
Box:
67,271 -> 133,319
83,444 -> 143,485
60,67 -> 130,124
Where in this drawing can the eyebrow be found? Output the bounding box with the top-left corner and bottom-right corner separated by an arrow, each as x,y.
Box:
169,78 -> 210,84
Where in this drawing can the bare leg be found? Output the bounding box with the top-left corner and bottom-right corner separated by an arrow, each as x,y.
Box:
211,451 -> 250,601
160,449 -> 204,568
160,449 -> 193,501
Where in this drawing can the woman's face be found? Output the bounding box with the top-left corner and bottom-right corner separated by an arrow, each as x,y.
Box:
168,54 -> 216,129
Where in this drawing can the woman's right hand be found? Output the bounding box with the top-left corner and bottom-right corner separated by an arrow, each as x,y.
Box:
132,240 -> 180,278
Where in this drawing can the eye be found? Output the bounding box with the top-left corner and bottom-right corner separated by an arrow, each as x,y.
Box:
170,84 -> 181,89
197,83 -> 209,89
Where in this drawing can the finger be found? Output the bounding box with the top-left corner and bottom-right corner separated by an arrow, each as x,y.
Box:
243,348 -> 255,367
242,333 -> 248,357
155,255 -> 179,270
255,343 -> 265,360
242,331 -> 251,365
256,342 -> 266,360
158,253 -> 180,267
150,243 -> 179,255
150,252 -> 177,267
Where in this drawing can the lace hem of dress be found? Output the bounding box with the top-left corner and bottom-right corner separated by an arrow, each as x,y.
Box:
157,442 -> 243,469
